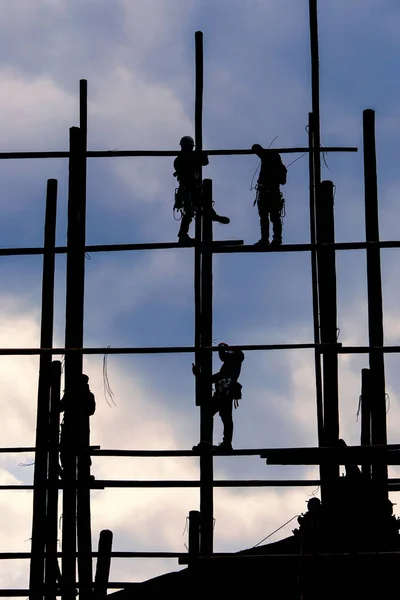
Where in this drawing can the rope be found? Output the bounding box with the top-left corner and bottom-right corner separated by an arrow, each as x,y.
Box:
103,346 -> 117,407
251,514 -> 300,548
286,152 -> 307,168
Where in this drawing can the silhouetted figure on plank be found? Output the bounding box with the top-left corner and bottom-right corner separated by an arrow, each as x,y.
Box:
192,343 -> 244,452
173,136 -> 230,245
251,143 -> 287,247
59,373 -> 96,480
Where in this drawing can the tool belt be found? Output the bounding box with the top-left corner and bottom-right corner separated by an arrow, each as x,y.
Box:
174,181 -> 202,213
254,184 -> 285,213
215,378 -> 242,400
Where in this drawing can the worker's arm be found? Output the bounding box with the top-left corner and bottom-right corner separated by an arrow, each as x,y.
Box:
192,363 -> 219,383
251,144 -> 264,159
87,392 -> 96,416
201,153 -> 209,167
173,156 -> 179,177
211,371 -> 221,383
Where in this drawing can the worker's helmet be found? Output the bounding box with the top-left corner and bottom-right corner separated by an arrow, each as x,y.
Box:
81,374 -> 89,384
218,342 -> 229,360
180,136 -> 195,149
307,497 -> 321,512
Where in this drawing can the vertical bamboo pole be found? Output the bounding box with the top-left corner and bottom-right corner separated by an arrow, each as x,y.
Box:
29,179 -> 58,600
363,109 -> 388,506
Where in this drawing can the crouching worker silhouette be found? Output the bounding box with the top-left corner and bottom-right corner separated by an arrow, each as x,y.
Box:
251,143 -> 287,247
173,135 -> 230,245
192,343 -> 245,453
59,374 -> 96,480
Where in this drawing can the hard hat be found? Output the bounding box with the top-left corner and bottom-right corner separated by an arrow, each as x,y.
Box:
307,497 -> 321,511
180,136 -> 194,147
81,374 -> 89,384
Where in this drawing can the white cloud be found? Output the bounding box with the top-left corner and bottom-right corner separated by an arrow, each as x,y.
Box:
1,0 -> 400,591
0,70 -> 75,150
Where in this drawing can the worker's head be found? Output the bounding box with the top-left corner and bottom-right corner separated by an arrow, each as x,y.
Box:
218,342 -> 229,361
307,497 -> 321,513
180,136 -> 195,151
81,374 -> 89,385
252,143 -> 263,153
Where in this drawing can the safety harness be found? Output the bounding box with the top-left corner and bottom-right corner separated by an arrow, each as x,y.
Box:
253,184 -> 286,219
215,377 -> 243,409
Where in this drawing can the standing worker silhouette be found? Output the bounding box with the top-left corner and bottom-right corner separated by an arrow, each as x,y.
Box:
59,373 -> 96,479
251,143 -> 287,247
192,343 -> 245,452
173,135 -> 230,245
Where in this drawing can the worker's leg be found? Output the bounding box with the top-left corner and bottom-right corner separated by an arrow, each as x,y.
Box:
192,395 -> 216,452
178,213 -> 193,241
270,211 -> 282,245
178,191 -> 194,244
269,189 -> 283,245
218,399 -> 234,447
256,190 -> 270,244
210,207 -> 230,225
193,185 -> 230,225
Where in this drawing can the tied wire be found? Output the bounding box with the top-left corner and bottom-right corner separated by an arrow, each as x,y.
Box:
357,394 -> 362,421
103,346 -> 117,407
182,516 -> 189,551
251,514 -> 300,548
250,131 -> 310,192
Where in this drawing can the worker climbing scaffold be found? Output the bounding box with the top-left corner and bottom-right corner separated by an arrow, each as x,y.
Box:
59,373 -> 96,480
173,135 -> 230,244
192,343 -> 245,453
251,143 -> 288,247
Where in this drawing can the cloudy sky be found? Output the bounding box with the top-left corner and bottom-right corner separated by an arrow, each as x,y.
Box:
1,0 -> 400,592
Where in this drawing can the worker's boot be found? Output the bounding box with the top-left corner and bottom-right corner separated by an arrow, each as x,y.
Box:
254,217 -> 269,246
192,441 -> 213,453
178,215 -> 194,245
271,217 -> 282,247
253,238 -> 269,247
178,233 -> 194,245
270,237 -> 282,248
213,442 -> 233,453
211,208 -> 230,225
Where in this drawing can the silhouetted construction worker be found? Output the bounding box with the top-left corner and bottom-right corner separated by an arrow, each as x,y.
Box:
59,373 -> 96,479
251,143 -> 287,247
173,136 -> 230,244
192,343 -> 245,452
